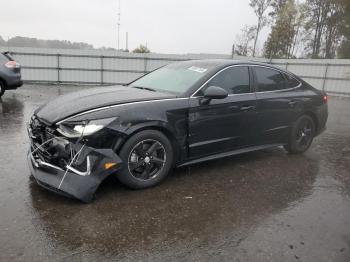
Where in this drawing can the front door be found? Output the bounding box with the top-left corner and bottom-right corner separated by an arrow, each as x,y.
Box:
188,66 -> 257,159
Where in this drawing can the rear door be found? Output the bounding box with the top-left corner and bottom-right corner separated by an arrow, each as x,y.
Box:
188,66 -> 258,158
252,66 -> 301,145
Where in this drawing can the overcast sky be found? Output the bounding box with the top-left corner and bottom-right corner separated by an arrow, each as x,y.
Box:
1,0 -> 269,55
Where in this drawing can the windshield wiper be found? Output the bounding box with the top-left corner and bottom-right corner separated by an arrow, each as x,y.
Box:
131,86 -> 157,92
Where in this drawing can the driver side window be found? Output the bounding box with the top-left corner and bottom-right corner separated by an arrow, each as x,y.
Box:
198,66 -> 251,96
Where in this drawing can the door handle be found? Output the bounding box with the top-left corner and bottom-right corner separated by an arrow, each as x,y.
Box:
239,105 -> 255,111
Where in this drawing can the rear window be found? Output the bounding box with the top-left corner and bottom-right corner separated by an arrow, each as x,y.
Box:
255,67 -> 286,92
284,73 -> 300,88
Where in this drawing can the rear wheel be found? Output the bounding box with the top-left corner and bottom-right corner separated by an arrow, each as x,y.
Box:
117,130 -> 174,189
284,115 -> 315,154
0,81 -> 5,98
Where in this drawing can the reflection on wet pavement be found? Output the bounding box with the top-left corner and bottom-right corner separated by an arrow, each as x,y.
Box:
0,85 -> 349,261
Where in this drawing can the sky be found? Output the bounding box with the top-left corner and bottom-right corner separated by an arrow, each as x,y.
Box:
1,0 -> 269,55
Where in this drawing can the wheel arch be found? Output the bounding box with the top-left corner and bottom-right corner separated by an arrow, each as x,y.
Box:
300,111 -> 319,133
118,124 -> 182,165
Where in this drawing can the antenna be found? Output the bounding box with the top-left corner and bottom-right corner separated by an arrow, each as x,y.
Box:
117,0 -> 121,51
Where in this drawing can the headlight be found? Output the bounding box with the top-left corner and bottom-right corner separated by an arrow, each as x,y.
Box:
57,118 -> 116,138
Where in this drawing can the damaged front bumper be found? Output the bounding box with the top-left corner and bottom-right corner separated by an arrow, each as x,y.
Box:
28,132 -> 123,203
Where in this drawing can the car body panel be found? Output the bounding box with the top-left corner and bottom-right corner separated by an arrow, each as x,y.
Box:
28,140 -> 123,202
69,98 -> 191,163
35,85 -> 176,125
188,93 -> 258,158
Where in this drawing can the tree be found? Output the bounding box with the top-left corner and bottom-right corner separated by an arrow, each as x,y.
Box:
234,25 -> 256,56
250,0 -> 272,57
5,36 -> 94,49
323,0 -> 343,58
264,0 -> 302,58
132,45 -> 150,53
269,0 -> 288,17
337,0 -> 350,58
262,0 -> 347,58
303,0 -> 332,58
302,0 -> 345,58
338,40 -> 350,58
290,3 -> 308,57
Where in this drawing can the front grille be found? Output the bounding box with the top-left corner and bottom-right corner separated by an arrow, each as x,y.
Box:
30,117 -> 52,143
29,116 -> 55,162
29,116 -> 72,169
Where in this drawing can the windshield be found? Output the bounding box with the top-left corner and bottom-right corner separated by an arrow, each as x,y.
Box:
130,63 -> 212,95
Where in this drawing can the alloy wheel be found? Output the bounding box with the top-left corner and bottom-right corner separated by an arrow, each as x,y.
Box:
127,139 -> 166,180
295,119 -> 313,150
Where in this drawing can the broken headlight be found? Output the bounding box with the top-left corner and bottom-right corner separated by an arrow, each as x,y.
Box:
57,118 -> 116,138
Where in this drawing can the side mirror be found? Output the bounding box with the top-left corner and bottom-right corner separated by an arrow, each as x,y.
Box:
203,86 -> 228,102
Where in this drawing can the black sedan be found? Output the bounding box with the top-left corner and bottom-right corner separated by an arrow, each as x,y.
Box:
27,60 -> 328,202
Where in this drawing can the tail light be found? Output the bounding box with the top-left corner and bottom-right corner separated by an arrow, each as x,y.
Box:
323,95 -> 328,104
5,60 -> 20,69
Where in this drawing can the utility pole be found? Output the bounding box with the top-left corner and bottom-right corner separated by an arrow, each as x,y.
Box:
117,0 -> 121,51
125,32 -> 129,51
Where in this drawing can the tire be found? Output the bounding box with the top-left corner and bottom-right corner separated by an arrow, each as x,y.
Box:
117,130 -> 174,189
284,115 -> 315,154
0,81 -> 5,98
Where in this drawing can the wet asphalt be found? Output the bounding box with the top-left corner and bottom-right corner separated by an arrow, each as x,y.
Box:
0,84 -> 350,262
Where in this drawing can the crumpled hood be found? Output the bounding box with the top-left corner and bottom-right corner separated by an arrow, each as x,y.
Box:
35,85 -> 175,125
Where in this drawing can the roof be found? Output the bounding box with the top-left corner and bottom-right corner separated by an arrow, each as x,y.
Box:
172,59 -> 282,71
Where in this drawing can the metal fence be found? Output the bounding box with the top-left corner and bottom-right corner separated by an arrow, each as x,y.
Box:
1,46 -> 350,95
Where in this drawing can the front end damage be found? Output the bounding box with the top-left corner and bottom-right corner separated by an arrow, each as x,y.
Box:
27,116 -> 122,202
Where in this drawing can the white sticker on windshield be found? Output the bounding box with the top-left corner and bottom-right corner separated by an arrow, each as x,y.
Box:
188,66 -> 208,74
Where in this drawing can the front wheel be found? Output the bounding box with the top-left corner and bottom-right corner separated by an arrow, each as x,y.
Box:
117,130 -> 174,189
284,115 -> 315,154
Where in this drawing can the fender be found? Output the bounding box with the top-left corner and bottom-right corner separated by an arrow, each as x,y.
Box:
61,98 -> 190,163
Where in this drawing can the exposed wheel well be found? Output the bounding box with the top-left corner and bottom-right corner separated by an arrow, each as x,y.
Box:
121,126 -> 182,164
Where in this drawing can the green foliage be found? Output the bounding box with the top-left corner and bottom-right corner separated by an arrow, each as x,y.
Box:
338,40 -> 350,58
246,0 -> 349,58
250,0 -> 272,57
3,36 -> 94,49
337,0 -> 350,58
302,0 -> 344,58
264,0 -> 299,58
0,36 -> 122,51
269,0 -> 288,17
132,45 -> 150,53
